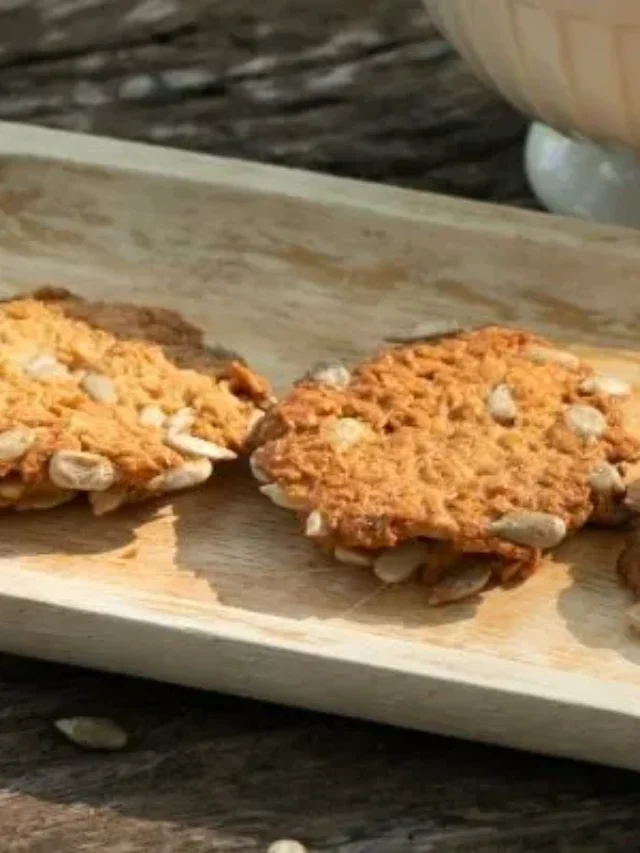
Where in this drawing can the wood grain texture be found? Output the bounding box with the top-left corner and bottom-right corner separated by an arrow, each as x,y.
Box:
0,0 -> 532,205
0,122 -> 638,850
0,2 -> 631,852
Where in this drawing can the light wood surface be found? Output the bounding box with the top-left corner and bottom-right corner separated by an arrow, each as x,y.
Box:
6,4 -> 640,851
1,122 -> 640,774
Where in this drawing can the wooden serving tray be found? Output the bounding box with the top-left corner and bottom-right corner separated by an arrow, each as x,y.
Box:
1,121 -> 640,770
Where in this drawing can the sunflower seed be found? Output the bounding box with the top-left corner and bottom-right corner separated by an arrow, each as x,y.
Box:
334,546 -> 373,568
589,462 -> 625,497
564,404 -> 606,441
249,451 -> 270,484
17,487 -> 77,510
488,510 -> 566,549
49,451 -> 116,492
148,458 -> 213,492
138,405 -> 166,428
81,372 -> 117,403
305,510 -> 329,538
267,841 -> 308,853
259,483 -> 308,510
0,427 -> 35,461
246,408 -> 265,435
589,464 -> 628,527
427,562 -> 492,606
54,717 -> 128,751
327,417 -> 369,450
307,361 -> 351,389
385,319 -> 461,344
579,375 -> 631,397
89,486 -> 128,516
523,346 -> 579,369
487,383 -> 517,426
24,354 -> 70,379
165,407 -> 195,433
164,431 -> 237,460
373,541 -> 430,584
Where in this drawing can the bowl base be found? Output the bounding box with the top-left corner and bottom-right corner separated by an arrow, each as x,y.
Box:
526,122 -> 640,228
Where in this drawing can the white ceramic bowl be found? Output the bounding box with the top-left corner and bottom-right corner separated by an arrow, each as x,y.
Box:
425,0 -> 640,225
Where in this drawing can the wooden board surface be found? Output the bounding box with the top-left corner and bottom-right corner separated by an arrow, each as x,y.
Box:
0,0 -> 532,207
1,121 -> 640,771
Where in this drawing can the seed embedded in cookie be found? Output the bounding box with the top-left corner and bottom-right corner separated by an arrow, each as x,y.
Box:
0,289 -> 273,514
588,462 -> 630,527
305,510 -> 329,538
564,404 -> 606,441
249,450 -> 270,484
589,462 -> 625,498
334,546 -> 373,568
24,354 -> 70,380
148,458 -> 213,493
486,383 -> 517,426
166,407 -> 195,433
253,325 -> 640,601
0,428 -> 35,462
522,345 -> 580,369
488,511 -> 566,550
49,451 -> 116,492
89,486 -> 128,516
306,361 -> 351,389
81,372 -> 117,403
427,561 -> 493,606
325,417 -> 370,451
17,486 -> 78,511
260,483 -> 308,511
579,375 -> 631,398
373,541 -> 429,584
138,404 -> 166,428
164,431 -> 238,461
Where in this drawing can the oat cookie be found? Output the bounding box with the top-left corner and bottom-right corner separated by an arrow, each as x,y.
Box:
0,288 -> 272,513
251,326 -> 640,602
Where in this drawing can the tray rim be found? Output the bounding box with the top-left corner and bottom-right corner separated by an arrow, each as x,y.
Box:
1,120 -> 640,259
1,560 -> 640,771
0,559 -> 638,711
1,120 -> 640,769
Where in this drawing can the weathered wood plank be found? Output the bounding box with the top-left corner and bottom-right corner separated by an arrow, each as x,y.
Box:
0,0 -> 532,205
1,654 -> 639,852
0,3 -> 628,853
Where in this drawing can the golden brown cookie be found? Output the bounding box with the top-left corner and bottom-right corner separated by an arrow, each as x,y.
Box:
251,325 -> 640,602
0,288 -> 272,513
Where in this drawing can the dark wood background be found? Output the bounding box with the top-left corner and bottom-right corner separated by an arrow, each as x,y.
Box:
0,0 -> 533,204
2,2 -> 636,852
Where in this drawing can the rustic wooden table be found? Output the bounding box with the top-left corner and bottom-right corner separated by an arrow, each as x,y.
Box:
0,2 -> 638,852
